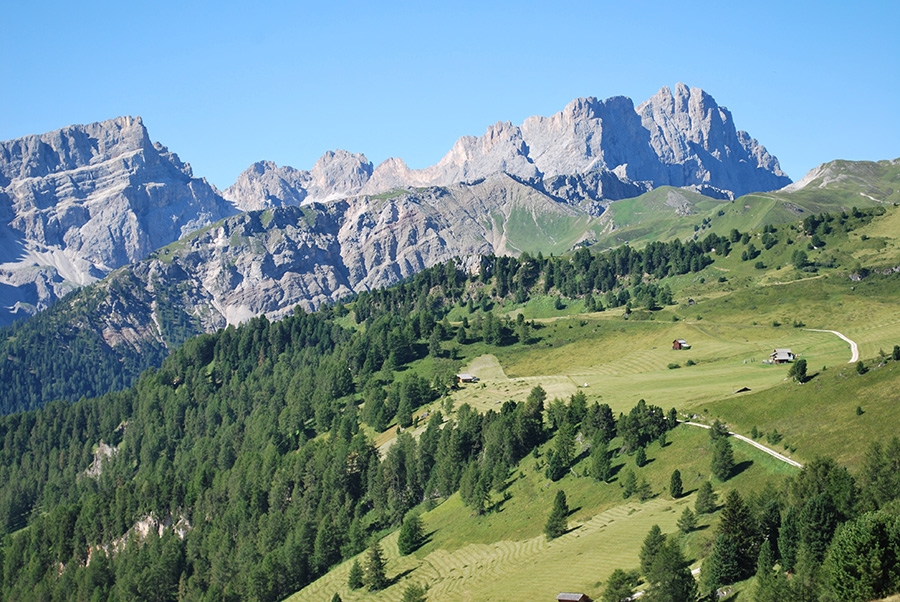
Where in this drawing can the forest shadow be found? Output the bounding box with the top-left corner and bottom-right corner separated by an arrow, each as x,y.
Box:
731,460 -> 753,479
607,463 -> 624,480
390,568 -> 416,585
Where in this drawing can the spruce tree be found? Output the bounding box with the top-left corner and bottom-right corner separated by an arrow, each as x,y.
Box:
364,541 -> 388,591
640,525 -> 667,577
695,480 -> 718,514
635,446 -> 648,468
545,490 -> 569,539
347,559 -> 364,589
703,489 -> 759,587
590,438 -> 612,482
621,469 -> 637,499
601,569 -> 638,602
398,512 -> 425,556
711,437 -> 735,481
400,583 -> 427,602
677,507 -> 696,534
644,538 -> 698,602
669,469 -> 683,499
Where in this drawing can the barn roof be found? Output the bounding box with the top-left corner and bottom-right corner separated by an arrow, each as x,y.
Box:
557,594 -> 591,602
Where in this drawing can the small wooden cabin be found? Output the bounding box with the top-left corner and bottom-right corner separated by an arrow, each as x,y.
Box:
672,339 -> 691,350
456,373 -> 479,384
770,349 -> 795,364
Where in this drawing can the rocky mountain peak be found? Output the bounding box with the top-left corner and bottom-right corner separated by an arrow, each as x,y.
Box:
0,117 -> 236,325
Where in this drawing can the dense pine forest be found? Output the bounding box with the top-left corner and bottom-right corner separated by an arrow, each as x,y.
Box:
3,209 -> 900,601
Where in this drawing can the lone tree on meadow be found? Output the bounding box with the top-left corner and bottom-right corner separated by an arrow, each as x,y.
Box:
711,437 -> 736,481
677,507 -> 696,534
669,469 -> 683,499
545,490 -> 569,539
398,512 -> 425,555
789,358 -> 808,383
364,541 -> 388,591
695,480 -> 718,514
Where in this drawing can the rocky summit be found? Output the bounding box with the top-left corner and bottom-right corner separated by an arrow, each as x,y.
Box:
0,116 -> 235,325
226,83 -> 791,210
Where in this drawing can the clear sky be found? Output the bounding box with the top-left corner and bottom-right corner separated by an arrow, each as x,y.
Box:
1,0 -> 898,190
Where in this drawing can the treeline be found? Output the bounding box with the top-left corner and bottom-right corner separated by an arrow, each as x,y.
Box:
0,270 -> 194,415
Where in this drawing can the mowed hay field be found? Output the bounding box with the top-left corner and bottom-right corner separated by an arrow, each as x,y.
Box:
452,316 -> 856,417
291,424 -> 797,602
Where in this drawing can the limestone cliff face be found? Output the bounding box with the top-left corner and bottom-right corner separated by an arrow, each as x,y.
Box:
227,84 -> 791,210
636,83 -> 790,197
0,117 -> 236,325
124,173 -> 598,331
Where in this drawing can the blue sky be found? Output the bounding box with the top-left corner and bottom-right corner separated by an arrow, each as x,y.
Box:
1,1 -> 898,189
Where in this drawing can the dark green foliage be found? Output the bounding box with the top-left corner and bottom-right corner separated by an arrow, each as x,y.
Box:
643,538 -> 698,602
590,438 -> 612,483
695,481 -> 718,514
601,568 -> 639,602
789,358 -> 808,382
711,437 -> 735,481
893,345 -> 900,361
708,419 -> 729,441
857,360 -> 868,375
398,512 -> 425,555
617,399 -> 671,452
754,540 -> 791,602
459,461 -> 490,514
669,469 -> 683,499
637,477 -> 654,501
822,510 -> 900,602
364,541 -> 388,591
860,437 -> 900,509
583,402 -> 616,443
347,559 -> 364,589
331,594 -> 342,602
635,446 -> 648,468
0,279 -> 171,414
401,583 -> 428,602
799,493 -> 840,562
677,507 -> 696,534
621,469 -> 637,499
702,490 -> 759,589
545,490 -> 568,539
778,506 -> 801,573
640,524 -> 667,577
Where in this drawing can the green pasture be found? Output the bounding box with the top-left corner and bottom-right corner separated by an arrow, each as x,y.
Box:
291,422 -> 795,602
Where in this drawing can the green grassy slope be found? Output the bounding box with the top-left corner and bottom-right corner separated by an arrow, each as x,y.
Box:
594,158 -> 900,249
291,199 -> 900,601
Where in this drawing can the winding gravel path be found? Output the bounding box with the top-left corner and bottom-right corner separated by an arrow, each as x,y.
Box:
682,421 -> 804,468
804,328 -> 859,363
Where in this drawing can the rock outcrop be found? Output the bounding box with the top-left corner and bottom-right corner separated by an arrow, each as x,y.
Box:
0,117 -> 236,325
138,173 -> 600,331
226,84 -> 791,210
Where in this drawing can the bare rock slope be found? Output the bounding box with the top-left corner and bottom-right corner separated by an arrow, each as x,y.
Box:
0,117 -> 236,325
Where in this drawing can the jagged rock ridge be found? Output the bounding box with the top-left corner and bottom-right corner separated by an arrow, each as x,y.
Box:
0,117 -> 236,325
225,83 -> 791,210
132,173 -> 600,332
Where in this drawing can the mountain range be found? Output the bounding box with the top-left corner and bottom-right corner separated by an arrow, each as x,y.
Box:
0,83 -> 791,329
